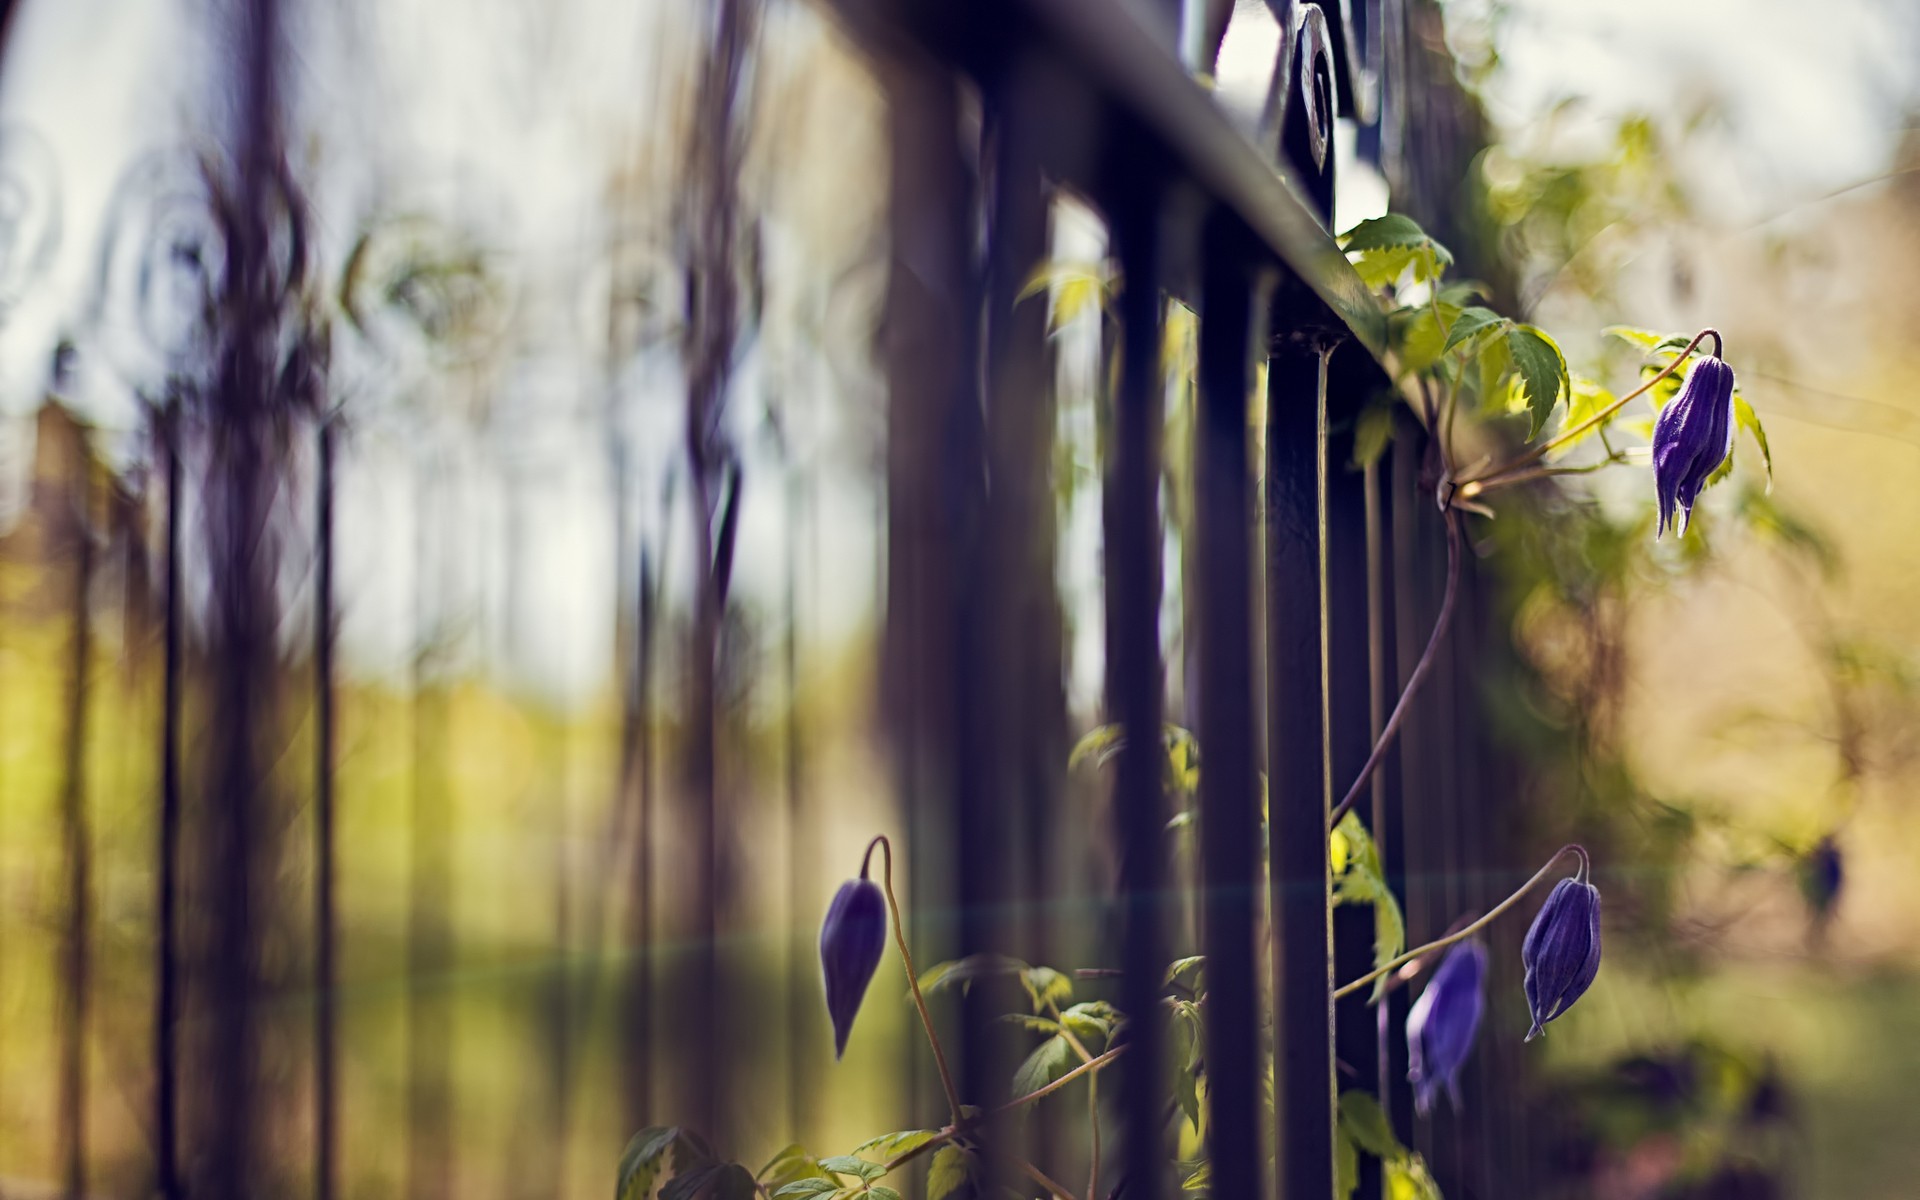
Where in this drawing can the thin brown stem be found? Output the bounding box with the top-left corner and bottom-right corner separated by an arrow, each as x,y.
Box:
863,835 -> 963,1124
1332,844 -> 1589,1000
1019,1159 -> 1081,1200
1328,505 -> 1462,830
1457,328 -> 1719,492
878,1045 -> 1130,1172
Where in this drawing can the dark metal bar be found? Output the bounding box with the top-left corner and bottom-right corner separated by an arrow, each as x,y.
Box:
1267,338 -> 1334,1200
1105,155 -> 1166,1200
1194,214 -> 1263,1200
314,415 -> 338,1200
1327,379 -> 1378,1194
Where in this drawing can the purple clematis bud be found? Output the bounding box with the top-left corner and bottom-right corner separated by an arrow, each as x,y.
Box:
819,875 -> 887,1059
1406,940 -> 1487,1115
1799,835 -> 1843,921
1652,350 -> 1737,538
1522,876 -> 1602,1041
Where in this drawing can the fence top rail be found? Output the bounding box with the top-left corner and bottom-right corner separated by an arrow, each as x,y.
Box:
1015,0 -> 1389,357
1013,0 -> 1390,355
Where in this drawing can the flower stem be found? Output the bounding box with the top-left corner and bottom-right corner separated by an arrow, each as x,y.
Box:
1327,505 -> 1462,830
863,834 -> 963,1124
1331,844 -> 1588,1001
1456,328 -> 1719,496
1020,1159 -> 1081,1200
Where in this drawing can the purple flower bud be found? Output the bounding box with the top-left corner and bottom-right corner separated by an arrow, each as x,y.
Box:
819,877 -> 887,1059
1406,940 -> 1487,1116
1652,353 -> 1737,538
1799,835 -> 1843,920
1522,876 -> 1601,1042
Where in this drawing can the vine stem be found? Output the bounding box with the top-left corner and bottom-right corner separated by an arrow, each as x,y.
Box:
1331,844 -> 1589,1001
1327,505 -> 1462,830
1456,328 -> 1720,496
878,1045 -> 1129,1173
862,835 -> 963,1124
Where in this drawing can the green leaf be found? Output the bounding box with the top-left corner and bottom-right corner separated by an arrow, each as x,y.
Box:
1164,955 -> 1206,989
1506,325 -> 1569,438
1182,1162 -> 1212,1191
1011,1034 -> 1078,1099
1334,1126 -> 1359,1200
1472,334 -> 1511,414
771,1181 -> 840,1200
663,1163 -> 758,1200
1060,1000 -> 1117,1046
760,1145 -> 832,1188
999,1013 -> 1065,1036
918,954 -> 1030,999
1385,1153 -> 1444,1200
868,1188 -> 904,1200
1436,280 -> 1489,305
819,1156 -> 887,1182
925,1146 -> 975,1200
1338,1090 -> 1402,1160
1603,325 -> 1692,354
1390,302 -> 1463,375
1021,966 -> 1074,1013
1068,725 -> 1124,771
1551,377 -> 1618,454
1441,306 -> 1506,355
850,1130 -> 937,1160
1735,395 -> 1772,488
619,1127 -> 683,1200
1339,215 -> 1455,290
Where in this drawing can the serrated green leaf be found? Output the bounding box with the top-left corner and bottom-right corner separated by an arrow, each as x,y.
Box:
760,1144 -> 832,1188
1473,333 -> 1511,414
1735,395 -> 1772,488
1338,1090 -> 1402,1160
619,1127 -> 683,1200
1021,966 -> 1074,1013
1335,1126 -> 1359,1200
819,1156 -> 887,1182
1011,1034 -> 1078,1099
868,1187 -> 903,1200
926,1146 -> 974,1200
772,1181 -> 840,1200
850,1130 -> 937,1160
1339,215 -> 1454,290
1507,325 -> 1569,438
999,1012 -> 1064,1035
1442,306 -> 1506,355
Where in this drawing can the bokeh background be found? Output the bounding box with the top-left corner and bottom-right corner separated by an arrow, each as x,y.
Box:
0,0 -> 1917,1197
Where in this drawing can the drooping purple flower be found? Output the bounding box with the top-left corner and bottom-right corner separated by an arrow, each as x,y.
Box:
1522,876 -> 1602,1041
1652,352 -> 1737,538
819,876 -> 887,1058
1406,940 -> 1487,1115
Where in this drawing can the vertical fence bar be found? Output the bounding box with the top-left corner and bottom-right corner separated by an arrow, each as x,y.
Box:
1267,336 -> 1334,1200
1105,156 -> 1165,1200
1327,376 -> 1378,1195
314,415 -> 338,1200
1194,215 -> 1262,1200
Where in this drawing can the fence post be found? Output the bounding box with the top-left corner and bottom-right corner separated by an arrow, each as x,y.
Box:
1105,150 -> 1166,1200
1194,213 -> 1265,1200
1267,335 -> 1335,1200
